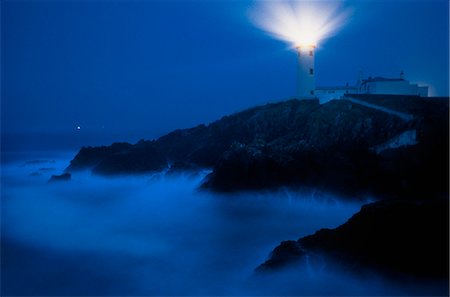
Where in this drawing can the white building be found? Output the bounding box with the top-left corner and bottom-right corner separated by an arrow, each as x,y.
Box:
358,75 -> 428,97
315,72 -> 429,102
296,45 -> 316,99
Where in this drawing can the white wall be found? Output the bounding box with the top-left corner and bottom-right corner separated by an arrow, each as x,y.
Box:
297,46 -> 315,99
362,80 -> 429,97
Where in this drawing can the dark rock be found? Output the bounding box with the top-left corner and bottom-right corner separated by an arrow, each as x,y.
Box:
66,99 -> 322,174
48,173 -> 71,182
65,97 -> 448,199
201,97 -> 448,199
201,144 -> 382,197
258,199 -> 449,279
201,144 -> 294,192
165,161 -> 203,175
66,142 -> 133,171
91,142 -> 167,175
257,241 -> 306,271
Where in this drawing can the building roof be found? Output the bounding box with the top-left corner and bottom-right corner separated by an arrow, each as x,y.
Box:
362,77 -> 404,83
316,86 -> 358,91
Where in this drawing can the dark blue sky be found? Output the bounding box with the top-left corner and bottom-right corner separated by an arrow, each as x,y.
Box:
1,0 -> 449,148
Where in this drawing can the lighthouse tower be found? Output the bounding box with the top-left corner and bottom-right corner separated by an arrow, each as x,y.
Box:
296,45 -> 316,99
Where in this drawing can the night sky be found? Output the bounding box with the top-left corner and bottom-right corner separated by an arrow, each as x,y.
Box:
2,0 -> 449,150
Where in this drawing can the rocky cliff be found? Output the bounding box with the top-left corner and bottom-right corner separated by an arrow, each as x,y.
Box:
65,95 -> 449,280
66,96 -> 448,200
257,198 -> 449,279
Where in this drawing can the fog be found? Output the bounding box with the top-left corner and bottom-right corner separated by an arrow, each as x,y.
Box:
1,151 -> 446,296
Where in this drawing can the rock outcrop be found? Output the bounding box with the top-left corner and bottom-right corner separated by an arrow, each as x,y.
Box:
258,199 -> 449,279
65,96 -> 448,199
63,95 -> 449,281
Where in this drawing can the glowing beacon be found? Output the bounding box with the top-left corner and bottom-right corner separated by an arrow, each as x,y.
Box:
296,45 -> 316,99
250,1 -> 350,100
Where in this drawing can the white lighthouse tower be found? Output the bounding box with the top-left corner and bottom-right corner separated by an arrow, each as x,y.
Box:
296,45 -> 316,99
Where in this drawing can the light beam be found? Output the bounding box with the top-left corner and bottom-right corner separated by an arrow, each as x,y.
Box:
249,1 -> 352,99
249,1 -> 352,48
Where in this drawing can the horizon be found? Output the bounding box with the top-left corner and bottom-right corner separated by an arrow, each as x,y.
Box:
1,2 -> 449,295
2,0 -> 449,151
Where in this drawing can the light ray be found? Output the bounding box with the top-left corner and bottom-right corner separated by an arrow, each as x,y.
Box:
250,1 -> 352,48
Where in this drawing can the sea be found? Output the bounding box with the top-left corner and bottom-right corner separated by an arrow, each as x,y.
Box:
1,135 -> 448,295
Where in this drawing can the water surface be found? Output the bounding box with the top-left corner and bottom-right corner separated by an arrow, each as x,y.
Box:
1,151 -> 446,295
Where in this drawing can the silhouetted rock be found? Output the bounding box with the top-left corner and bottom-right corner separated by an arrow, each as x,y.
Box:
258,199 -> 449,279
257,241 -> 306,271
63,96 -> 449,281
91,141 -> 167,175
66,97 -> 448,199
165,161 -> 203,176
201,97 -> 448,199
67,142 -> 133,171
49,173 -> 71,182
67,99 -> 322,174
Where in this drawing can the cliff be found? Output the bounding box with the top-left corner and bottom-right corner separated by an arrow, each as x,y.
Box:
65,95 -> 449,280
257,198 -> 449,279
66,96 -> 448,199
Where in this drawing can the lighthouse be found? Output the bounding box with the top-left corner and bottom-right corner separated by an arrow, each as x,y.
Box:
296,45 -> 316,99
250,1 -> 351,99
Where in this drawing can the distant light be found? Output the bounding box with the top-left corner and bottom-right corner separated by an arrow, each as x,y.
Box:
249,1 -> 352,49
76,126 -> 81,131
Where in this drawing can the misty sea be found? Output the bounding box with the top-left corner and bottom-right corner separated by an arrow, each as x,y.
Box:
1,150 -> 447,296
